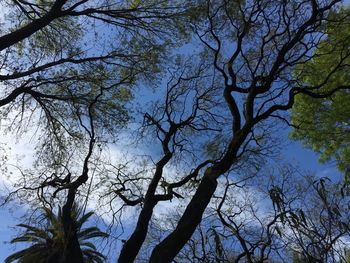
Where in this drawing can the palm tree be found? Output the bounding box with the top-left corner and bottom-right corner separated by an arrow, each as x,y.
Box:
5,206 -> 108,263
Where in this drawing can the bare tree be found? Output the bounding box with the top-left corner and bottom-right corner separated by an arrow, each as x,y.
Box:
97,60 -> 224,262
142,165 -> 350,263
90,0 -> 350,261
147,1 -> 350,262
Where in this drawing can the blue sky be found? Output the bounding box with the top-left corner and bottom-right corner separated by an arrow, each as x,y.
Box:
0,1 -> 350,262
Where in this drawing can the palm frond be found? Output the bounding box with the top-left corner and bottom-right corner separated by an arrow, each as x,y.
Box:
76,211 -> 94,228
78,227 -> 108,240
80,241 -> 97,250
6,205 -> 107,263
5,244 -> 48,263
10,235 -> 46,244
82,248 -> 106,260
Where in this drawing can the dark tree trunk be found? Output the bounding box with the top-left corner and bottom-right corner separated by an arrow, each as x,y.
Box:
117,146 -> 173,263
117,200 -> 157,263
149,173 -> 218,263
61,189 -> 84,263
148,128 -> 249,263
60,229 -> 84,263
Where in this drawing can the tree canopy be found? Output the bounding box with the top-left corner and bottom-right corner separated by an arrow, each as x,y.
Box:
1,1 -> 350,263
291,7 -> 350,175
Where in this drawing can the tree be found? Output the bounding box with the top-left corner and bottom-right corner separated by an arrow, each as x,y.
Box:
0,1 -> 186,262
3,0 -> 350,263
284,178 -> 350,262
140,164 -> 350,262
89,1 -> 350,262
0,0 -> 184,184
0,0 -> 185,163
5,205 -> 107,263
146,1 -> 350,262
291,7 -> 350,174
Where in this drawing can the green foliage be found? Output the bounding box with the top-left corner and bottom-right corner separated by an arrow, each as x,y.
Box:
0,0 -> 182,174
291,8 -> 350,175
5,206 -> 107,263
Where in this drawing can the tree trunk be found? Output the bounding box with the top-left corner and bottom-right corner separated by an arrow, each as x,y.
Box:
149,172 -> 218,263
117,200 -> 157,263
117,147 -> 173,262
61,189 -> 84,263
61,228 -> 84,263
148,128 -> 248,262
